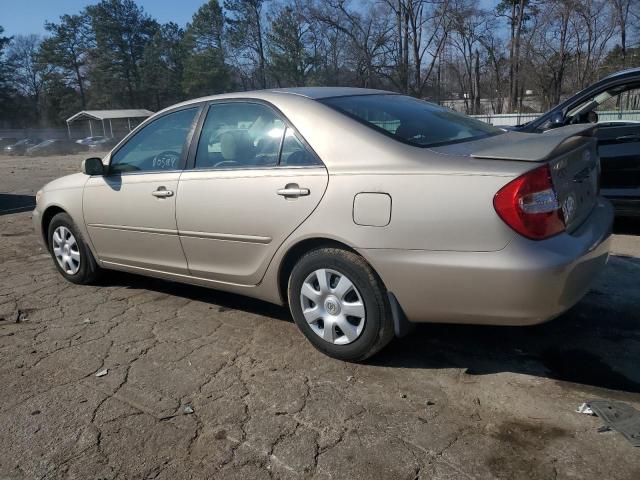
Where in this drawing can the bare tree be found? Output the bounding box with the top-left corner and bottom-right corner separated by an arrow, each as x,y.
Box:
525,0 -> 574,109
497,0 -> 533,113
478,16 -> 508,113
573,0 -> 617,88
6,35 -> 52,117
310,0 -> 393,88
609,0 -> 634,66
225,0 -> 269,89
447,0 -> 488,114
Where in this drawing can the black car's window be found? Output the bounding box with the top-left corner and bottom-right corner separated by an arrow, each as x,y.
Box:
280,128 -> 321,166
320,94 -> 501,147
566,85 -> 640,125
110,107 -> 198,174
195,103 -> 285,169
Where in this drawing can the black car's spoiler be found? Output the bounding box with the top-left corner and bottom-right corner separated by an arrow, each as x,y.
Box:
471,124 -> 597,162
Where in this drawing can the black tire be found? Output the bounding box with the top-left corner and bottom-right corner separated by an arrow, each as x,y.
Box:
288,247 -> 394,361
48,212 -> 101,284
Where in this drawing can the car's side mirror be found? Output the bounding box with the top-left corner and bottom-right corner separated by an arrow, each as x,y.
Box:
549,111 -> 565,128
82,157 -> 105,176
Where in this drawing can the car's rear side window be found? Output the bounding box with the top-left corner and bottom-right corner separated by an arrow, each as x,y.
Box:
280,128 -> 321,167
194,102 -> 322,169
320,94 -> 502,147
195,103 -> 284,169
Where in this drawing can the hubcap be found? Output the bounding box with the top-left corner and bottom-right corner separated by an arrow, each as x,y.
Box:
52,226 -> 81,275
300,269 -> 366,345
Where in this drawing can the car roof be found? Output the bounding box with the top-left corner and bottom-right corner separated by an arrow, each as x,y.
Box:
262,87 -> 392,99
170,87 -> 394,111
601,67 -> 640,81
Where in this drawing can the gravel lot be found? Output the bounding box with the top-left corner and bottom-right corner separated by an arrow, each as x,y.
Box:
1,153 -> 639,480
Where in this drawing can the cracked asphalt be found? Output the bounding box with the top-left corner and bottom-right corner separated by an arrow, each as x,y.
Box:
1,153 -> 639,480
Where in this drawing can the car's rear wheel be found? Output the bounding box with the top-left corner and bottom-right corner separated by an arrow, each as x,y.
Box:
288,247 -> 394,361
48,212 -> 101,284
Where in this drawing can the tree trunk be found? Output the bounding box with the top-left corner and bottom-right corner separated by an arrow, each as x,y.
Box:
508,2 -> 516,112
253,3 -> 266,89
621,22 -> 626,66
474,49 -> 481,115
403,2 -> 409,94
74,64 -> 86,109
510,0 -> 526,113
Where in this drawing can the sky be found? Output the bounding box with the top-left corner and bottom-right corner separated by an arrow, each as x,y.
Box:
1,0 -> 500,38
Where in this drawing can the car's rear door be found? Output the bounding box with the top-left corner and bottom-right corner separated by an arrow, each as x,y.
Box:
83,105 -> 201,274
176,100 -> 328,285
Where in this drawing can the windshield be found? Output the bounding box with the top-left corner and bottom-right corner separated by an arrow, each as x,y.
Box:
320,94 -> 501,147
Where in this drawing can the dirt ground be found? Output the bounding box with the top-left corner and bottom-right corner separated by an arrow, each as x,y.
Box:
1,153 -> 639,480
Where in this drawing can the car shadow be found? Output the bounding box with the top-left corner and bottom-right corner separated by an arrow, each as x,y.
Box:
370,271 -> 640,395
0,193 -> 35,216
101,257 -> 640,396
99,271 -> 291,322
371,314 -> 640,396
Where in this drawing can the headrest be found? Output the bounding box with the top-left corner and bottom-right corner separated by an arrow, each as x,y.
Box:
395,122 -> 424,140
220,130 -> 252,161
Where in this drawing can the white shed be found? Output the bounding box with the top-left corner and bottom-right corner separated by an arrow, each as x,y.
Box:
66,109 -> 154,139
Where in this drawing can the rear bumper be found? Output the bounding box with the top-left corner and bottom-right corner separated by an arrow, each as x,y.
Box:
360,198 -> 613,326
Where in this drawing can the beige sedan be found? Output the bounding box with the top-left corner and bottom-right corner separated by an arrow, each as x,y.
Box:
34,88 -> 612,360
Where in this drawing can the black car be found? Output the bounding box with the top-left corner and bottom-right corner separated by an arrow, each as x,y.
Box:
3,138 -> 43,156
26,139 -> 85,156
514,68 -> 640,217
0,137 -> 18,149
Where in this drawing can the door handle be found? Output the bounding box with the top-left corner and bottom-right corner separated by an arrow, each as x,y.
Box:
277,184 -> 310,198
152,187 -> 174,198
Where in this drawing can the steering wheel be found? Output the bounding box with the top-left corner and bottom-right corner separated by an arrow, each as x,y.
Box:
213,160 -> 238,168
151,150 -> 181,170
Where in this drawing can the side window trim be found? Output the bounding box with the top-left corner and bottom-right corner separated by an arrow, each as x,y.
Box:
276,126 -> 286,167
106,103 -> 204,176
185,98 -> 324,171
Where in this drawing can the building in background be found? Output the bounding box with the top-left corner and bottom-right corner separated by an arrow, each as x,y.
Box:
66,110 -> 154,140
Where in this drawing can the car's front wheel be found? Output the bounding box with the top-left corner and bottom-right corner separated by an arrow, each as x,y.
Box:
48,212 -> 101,284
288,247 -> 394,361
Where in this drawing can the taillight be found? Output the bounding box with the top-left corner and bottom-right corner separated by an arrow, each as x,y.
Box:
493,164 -> 565,240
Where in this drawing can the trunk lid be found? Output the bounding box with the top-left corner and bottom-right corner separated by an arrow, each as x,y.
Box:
547,137 -> 600,232
433,124 -> 600,233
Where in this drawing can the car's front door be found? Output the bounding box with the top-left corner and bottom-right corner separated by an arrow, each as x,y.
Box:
83,106 -> 201,274
562,84 -> 640,212
176,101 -> 328,285
590,88 -> 640,215
598,121 -> 640,191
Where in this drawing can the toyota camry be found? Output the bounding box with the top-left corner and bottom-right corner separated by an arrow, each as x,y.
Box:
33,88 -> 613,360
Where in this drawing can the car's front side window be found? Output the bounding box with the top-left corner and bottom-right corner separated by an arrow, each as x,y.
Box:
565,85 -> 640,125
195,102 -> 288,169
109,107 -> 199,174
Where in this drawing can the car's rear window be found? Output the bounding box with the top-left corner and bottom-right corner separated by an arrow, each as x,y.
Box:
320,94 -> 502,147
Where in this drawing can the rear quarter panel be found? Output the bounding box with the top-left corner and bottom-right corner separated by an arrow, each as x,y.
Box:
265,93 -> 522,252
294,172 -> 516,252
